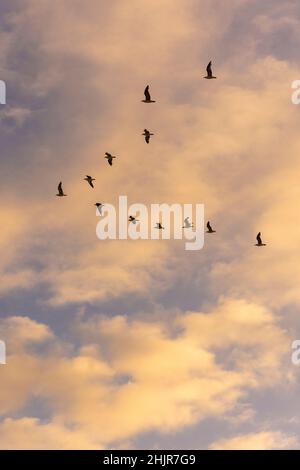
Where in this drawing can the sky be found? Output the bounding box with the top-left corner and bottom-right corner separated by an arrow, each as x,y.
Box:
0,0 -> 300,450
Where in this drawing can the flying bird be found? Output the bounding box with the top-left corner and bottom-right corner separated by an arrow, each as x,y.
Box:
142,85 -> 156,103
56,181 -> 67,197
94,203 -> 104,215
182,217 -> 194,228
155,222 -> 164,230
142,129 -> 154,144
255,232 -> 266,246
206,221 -> 216,233
204,61 -> 217,79
128,215 -> 139,224
84,175 -> 95,188
105,152 -> 116,166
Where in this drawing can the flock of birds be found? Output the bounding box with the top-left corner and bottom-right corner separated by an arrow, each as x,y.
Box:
56,61 -> 267,247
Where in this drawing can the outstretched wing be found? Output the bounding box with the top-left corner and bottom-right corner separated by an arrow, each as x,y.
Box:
144,85 -> 151,101
206,61 -> 212,77
256,232 -> 262,245
58,182 -> 63,195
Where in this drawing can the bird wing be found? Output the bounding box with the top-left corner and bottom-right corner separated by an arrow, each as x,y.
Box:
256,232 -> 262,245
58,182 -> 63,195
145,134 -> 150,143
108,157 -> 113,166
207,221 -> 211,230
144,86 -> 151,101
206,61 -> 212,77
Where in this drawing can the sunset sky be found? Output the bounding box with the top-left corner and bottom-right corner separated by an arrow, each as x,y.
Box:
1,0 -> 300,450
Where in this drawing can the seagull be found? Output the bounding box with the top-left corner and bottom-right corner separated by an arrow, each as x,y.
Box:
105,152 -> 116,166
128,215 -> 139,224
142,85 -> 156,103
56,181 -> 67,197
94,203 -> 104,215
206,221 -> 216,233
155,222 -> 164,230
182,217 -> 194,228
142,129 -> 154,144
84,175 -> 95,188
255,232 -> 266,246
204,61 -> 217,79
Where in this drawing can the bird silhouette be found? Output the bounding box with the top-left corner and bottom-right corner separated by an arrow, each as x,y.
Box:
56,181 -> 67,197
84,175 -> 95,188
155,222 -> 164,230
105,152 -> 116,166
95,203 -> 104,215
255,232 -> 266,246
204,61 -> 217,79
128,215 -> 139,224
182,217 -> 194,228
142,85 -> 156,103
142,129 -> 154,144
206,221 -> 216,233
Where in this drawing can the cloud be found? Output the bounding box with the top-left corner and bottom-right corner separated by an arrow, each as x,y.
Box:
1,0 -> 300,450
0,0 -> 298,312
0,418 -> 102,450
0,316 -> 52,344
0,298 -> 292,448
210,430 -> 298,450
